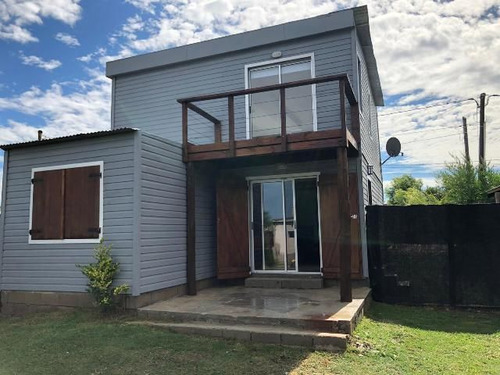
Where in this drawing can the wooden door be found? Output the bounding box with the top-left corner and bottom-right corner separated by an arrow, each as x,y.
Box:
319,173 -> 362,279
216,173 -> 250,279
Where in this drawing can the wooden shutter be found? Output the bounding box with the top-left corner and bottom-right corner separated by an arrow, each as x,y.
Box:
319,173 -> 340,278
31,170 -> 64,240
349,174 -> 362,277
216,173 -> 250,279
64,165 -> 101,239
319,173 -> 362,279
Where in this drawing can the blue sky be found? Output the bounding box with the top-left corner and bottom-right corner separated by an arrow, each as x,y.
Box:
1,0 -> 499,196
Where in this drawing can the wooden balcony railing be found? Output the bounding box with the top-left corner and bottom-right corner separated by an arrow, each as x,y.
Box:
177,74 -> 359,162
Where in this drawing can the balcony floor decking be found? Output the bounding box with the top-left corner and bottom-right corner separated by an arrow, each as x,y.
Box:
186,128 -> 358,162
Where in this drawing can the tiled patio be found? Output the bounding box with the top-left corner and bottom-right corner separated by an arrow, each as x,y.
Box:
135,285 -> 371,350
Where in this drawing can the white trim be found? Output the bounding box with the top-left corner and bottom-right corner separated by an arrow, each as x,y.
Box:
29,161 -> 104,245
291,179 -> 298,272
260,184 -> 265,271
281,180 -> 287,271
248,172 -> 323,275
110,78 -> 116,128
0,150 -> 10,290
316,174 -> 324,272
252,271 -> 321,275
246,172 -> 320,182
244,53 -> 317,140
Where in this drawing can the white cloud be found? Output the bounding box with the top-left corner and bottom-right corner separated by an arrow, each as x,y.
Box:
1,0 -> 499,200
19,53 -> 62,70
0,0 -> 82,43
55,32 -> 80,46
120,0 -> 346,52
0,70 -> 111,146
0,23 -> 38,43
77,53 -> 92,63
124,0 -> 160,14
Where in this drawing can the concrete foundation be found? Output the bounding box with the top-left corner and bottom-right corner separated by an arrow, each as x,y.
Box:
0,278 -> 217,315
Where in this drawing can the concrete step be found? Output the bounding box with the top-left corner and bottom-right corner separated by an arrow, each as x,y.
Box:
138,307 -> 353,334
245,276 -> 323,289
128,321 -> 348,351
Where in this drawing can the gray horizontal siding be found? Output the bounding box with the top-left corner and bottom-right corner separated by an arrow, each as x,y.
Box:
0,133 -> 136,292
113,30 -> 354,145
357,33 -> 383,207
139,133 -> 187,294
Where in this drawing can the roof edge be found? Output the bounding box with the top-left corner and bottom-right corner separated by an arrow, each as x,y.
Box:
353,6 -> 384,106
106,7 -> 357,78
0,128 -> 137,151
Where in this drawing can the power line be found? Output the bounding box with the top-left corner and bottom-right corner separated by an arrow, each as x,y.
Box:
379,99 -> 470,117
403,132 -> 462,145
383,158 -> 500,168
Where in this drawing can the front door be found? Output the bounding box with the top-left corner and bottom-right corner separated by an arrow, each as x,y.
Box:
250,176 -> 321,273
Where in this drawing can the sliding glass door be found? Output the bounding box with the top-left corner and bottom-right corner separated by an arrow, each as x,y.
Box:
248,58 -> 315,138
251,176 -> 321,273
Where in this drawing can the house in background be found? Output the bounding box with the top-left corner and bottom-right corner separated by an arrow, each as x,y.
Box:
0,5 -> 383,312
487,186 -> 500,203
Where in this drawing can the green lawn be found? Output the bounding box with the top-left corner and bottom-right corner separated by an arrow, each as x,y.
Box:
0,303 -> 498,375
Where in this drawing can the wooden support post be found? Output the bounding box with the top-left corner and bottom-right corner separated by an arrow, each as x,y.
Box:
214,121 -> 222,143
280,87 -> 287,152
186,162 -> 197,295
228,95 -> 235,157
339,80 -> 347,137
182,102 -> 189,162
351,103 -> 360,144
337,147 -> 352,302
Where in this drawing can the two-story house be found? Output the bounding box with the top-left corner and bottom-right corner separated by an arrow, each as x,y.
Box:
0,5 -> 383,313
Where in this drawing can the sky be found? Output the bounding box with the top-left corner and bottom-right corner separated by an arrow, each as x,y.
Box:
0,0 -> 499,198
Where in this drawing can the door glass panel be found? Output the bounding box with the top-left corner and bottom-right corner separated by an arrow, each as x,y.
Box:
252,183 -> 263,271
281,61 -> 314,134
249,66 -> 280,138
262,182 -> 285,270
251,177 -> 321,273
295,178 -> 320,272
284,180 -> 296,271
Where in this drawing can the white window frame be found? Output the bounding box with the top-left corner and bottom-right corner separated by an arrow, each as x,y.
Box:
244,53 -> 318,140
29,161 -> 104,245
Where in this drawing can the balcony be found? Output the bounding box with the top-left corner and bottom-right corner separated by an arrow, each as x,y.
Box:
178,74 -> 359,163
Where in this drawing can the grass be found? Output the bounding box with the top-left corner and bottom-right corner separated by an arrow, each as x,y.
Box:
0,303 -> 498,374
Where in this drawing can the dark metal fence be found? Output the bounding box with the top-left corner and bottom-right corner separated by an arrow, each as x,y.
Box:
367,204 -> 500,307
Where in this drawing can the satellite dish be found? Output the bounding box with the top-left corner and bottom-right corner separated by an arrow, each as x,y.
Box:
386,137 -> 401,157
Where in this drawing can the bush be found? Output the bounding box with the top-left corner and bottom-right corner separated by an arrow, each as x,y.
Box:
77,240 -> 129,312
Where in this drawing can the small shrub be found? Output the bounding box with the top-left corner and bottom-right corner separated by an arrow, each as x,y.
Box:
77,239 -> 129,312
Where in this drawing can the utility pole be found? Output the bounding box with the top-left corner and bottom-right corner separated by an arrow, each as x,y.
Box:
462,117 -> 470,162
478,93 -> 486,168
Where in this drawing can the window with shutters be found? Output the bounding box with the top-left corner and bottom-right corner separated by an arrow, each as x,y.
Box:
29,161 -> 103,244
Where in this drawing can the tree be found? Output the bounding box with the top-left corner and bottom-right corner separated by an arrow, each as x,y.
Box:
437,155 -> 500,204
386,175 -> 423,205
386,174 -> 442,206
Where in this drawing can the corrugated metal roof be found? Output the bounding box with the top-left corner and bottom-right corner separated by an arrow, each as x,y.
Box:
0,128 -> 137,151
487,185 -> 500,195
